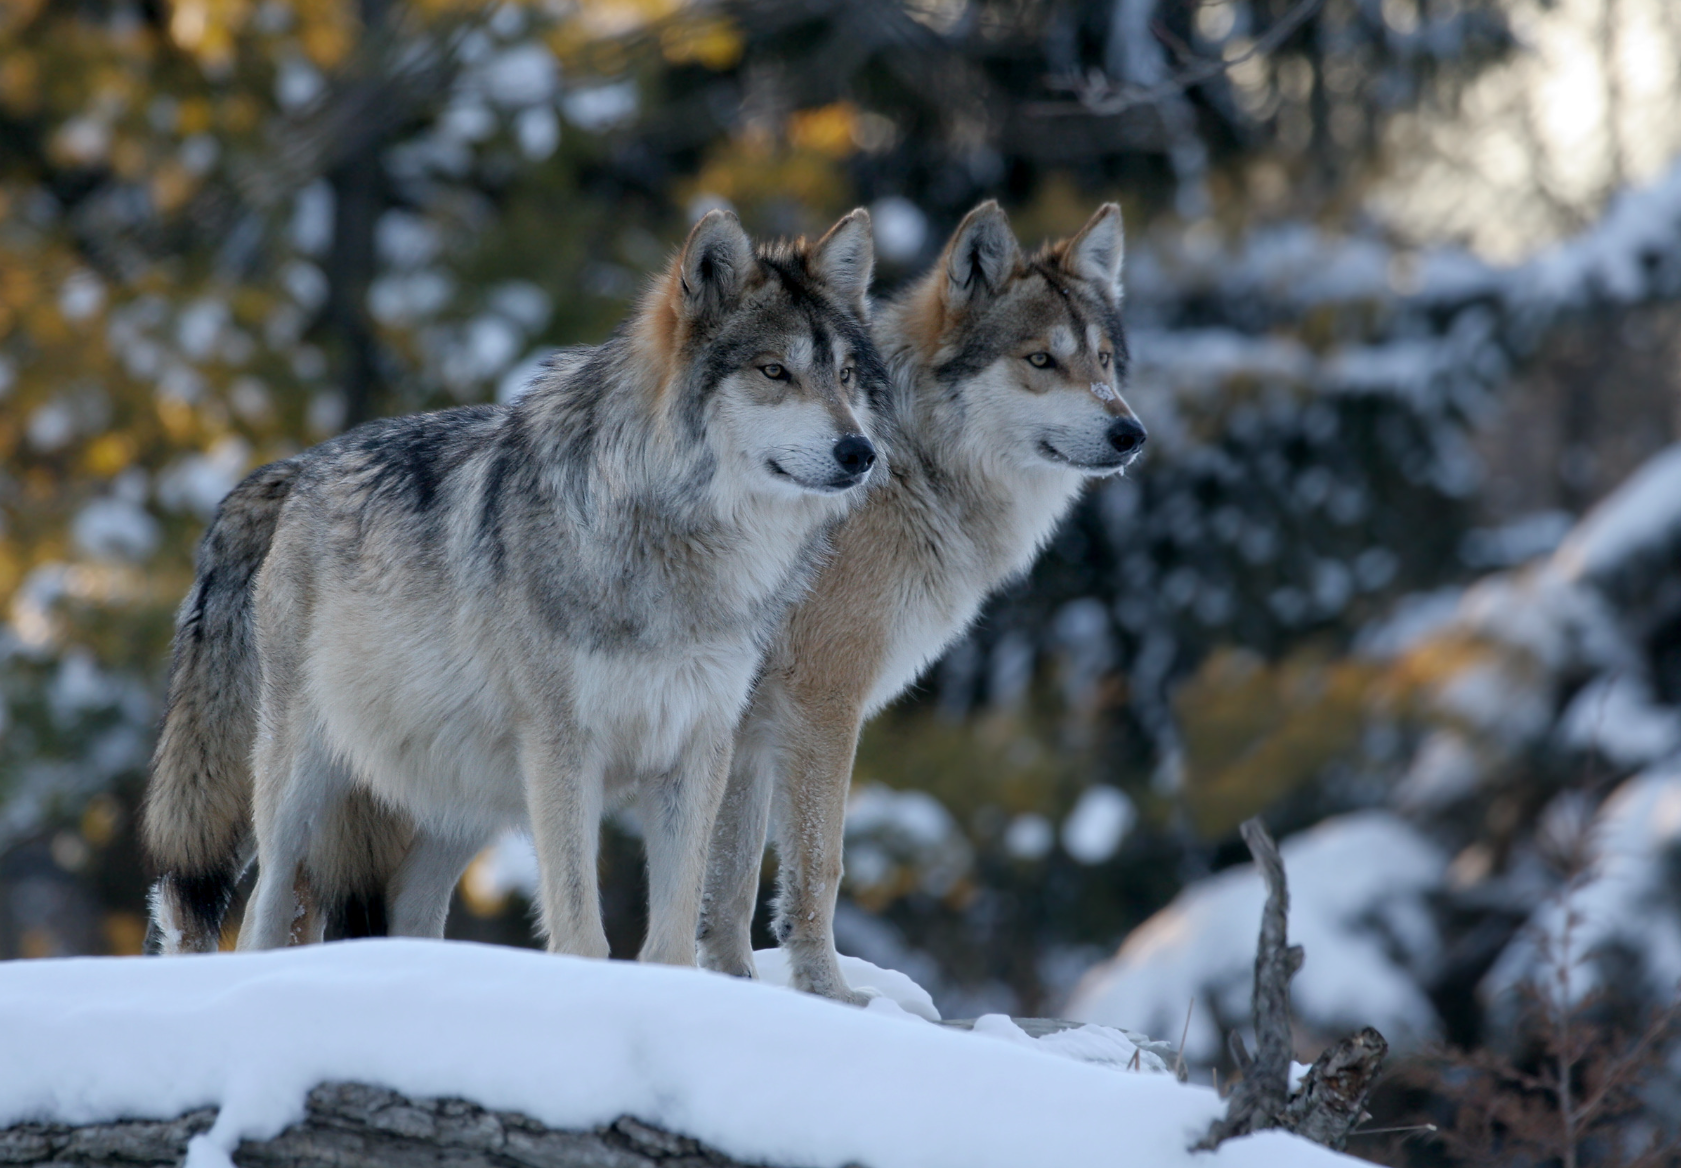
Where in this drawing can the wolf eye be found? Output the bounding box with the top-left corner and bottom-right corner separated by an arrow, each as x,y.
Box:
760,364 -> 789,381
1027,352 -> 1053,369
839,365 -> 854,385
1099,351 -> 1112,368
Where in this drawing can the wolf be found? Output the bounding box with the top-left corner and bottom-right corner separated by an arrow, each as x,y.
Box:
142,208 -> 886,964
695,202 -> 1144,1002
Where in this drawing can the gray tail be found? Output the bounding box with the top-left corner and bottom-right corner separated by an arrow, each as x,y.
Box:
142,459 -> 299,953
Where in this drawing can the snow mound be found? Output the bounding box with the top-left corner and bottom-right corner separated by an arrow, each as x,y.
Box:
965,1014 -> 1174,1075
752,947 -> 941,1022
0,941 -> 1359,1168
1066,812 -> 1445,1062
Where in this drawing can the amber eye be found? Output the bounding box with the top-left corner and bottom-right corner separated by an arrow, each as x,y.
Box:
1099,351 -> 1112,367
760,363 -> 789,381
1027,352 -> 1053,368
839,365 -> 854,385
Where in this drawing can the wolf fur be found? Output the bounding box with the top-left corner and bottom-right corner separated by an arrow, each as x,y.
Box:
695,202 -> 1144,1002
142,209 -> 887,963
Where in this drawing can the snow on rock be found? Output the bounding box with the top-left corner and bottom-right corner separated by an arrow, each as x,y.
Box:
0,940 -> 1361,1168
1066,812 -> 1446,1063
1482,765 -> 1681,1013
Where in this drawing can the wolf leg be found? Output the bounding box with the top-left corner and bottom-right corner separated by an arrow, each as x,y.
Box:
771,698 -> 869,1006
698,689 -> 779,978
523,732 -> 610,959
239,723 -> 343,951
640,721 -> 733,967
387,829 -> 486,938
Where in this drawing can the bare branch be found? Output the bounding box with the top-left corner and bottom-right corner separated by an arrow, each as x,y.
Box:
1193,817 -> 1388,1154
1031,0 -> 1325,118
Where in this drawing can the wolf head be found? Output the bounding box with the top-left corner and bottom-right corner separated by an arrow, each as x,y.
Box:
635,208 -> 886,498
895,200 -> 1144,475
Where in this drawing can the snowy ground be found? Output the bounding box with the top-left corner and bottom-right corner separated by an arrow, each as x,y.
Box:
1,940 -> 1364,1168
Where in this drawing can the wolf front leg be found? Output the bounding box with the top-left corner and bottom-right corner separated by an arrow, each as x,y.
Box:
770,694 -> 869,1006
522,730 -> 611,959
697,687 -> 780,978
639,722 -> 734,966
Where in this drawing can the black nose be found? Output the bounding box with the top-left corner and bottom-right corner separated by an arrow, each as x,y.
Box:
832,434 -> 876,476
1107,417 -> 1147,456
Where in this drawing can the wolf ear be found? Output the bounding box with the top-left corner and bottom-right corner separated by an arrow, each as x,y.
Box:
678,209 -> 755,322
811,208 -> 874,316
1061,203 -> 1124,295
944,200 -> 1019,307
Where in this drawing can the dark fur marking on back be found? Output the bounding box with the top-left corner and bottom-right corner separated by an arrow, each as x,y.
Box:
349,406 -> 497,515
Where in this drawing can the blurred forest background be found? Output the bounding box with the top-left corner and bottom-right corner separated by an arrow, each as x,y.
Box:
5,0 -> 1681,1162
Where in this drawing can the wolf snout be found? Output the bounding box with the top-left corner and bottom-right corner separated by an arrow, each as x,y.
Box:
832,434 -> 877,477
1107,416 -> 1147,457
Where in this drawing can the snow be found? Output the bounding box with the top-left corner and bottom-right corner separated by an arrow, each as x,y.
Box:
844,783 -> 971,896
72,497 -> 159,562
870,196 -> 928,263
1558,674 -> 1681,768
562,81 -> 639,131
1061,785 -> 1136,864
0,941 -> 1361,1168
751,948 -> 940,1023
965,1013 -> 1172,1074
1482,765 -> 1681,1009
479,44 -> 558,108
1524,163 -> 1681,305
1551,443 -> 1681,587
156,437 -> 252,520
1004,812 -> 1055,860
1066,812 -> 1446,1061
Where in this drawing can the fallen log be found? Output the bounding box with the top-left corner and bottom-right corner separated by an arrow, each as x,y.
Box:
0,1082 -> 761,1168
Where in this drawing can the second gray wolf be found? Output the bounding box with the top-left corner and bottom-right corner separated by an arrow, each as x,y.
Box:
697,202 -> 1144,1001
142,208 -> 886,965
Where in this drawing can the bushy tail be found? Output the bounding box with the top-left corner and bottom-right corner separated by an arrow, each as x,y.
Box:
143,459 -> 299,953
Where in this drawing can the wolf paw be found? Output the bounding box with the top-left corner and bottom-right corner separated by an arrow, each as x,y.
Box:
793,968 -> 872,1008
698,943 -> 758,980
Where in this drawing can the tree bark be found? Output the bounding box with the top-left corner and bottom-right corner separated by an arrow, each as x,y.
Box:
0,1083 -> 765,1168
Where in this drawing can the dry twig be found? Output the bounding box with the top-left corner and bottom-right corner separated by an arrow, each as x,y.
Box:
1193,817 -> 1388,1153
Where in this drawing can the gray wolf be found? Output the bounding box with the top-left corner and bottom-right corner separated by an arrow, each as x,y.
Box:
143,208 -> 887,964
695,202 -> 1144,1001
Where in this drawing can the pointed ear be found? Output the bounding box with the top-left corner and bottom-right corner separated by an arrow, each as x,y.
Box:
811,208 -> 874,316
944,200 -> 1019,307
678,209 -> 755,323
1061,203 -> 1124,295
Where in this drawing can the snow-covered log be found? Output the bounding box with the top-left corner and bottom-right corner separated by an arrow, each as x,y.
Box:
1,941 -> 1370,1168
